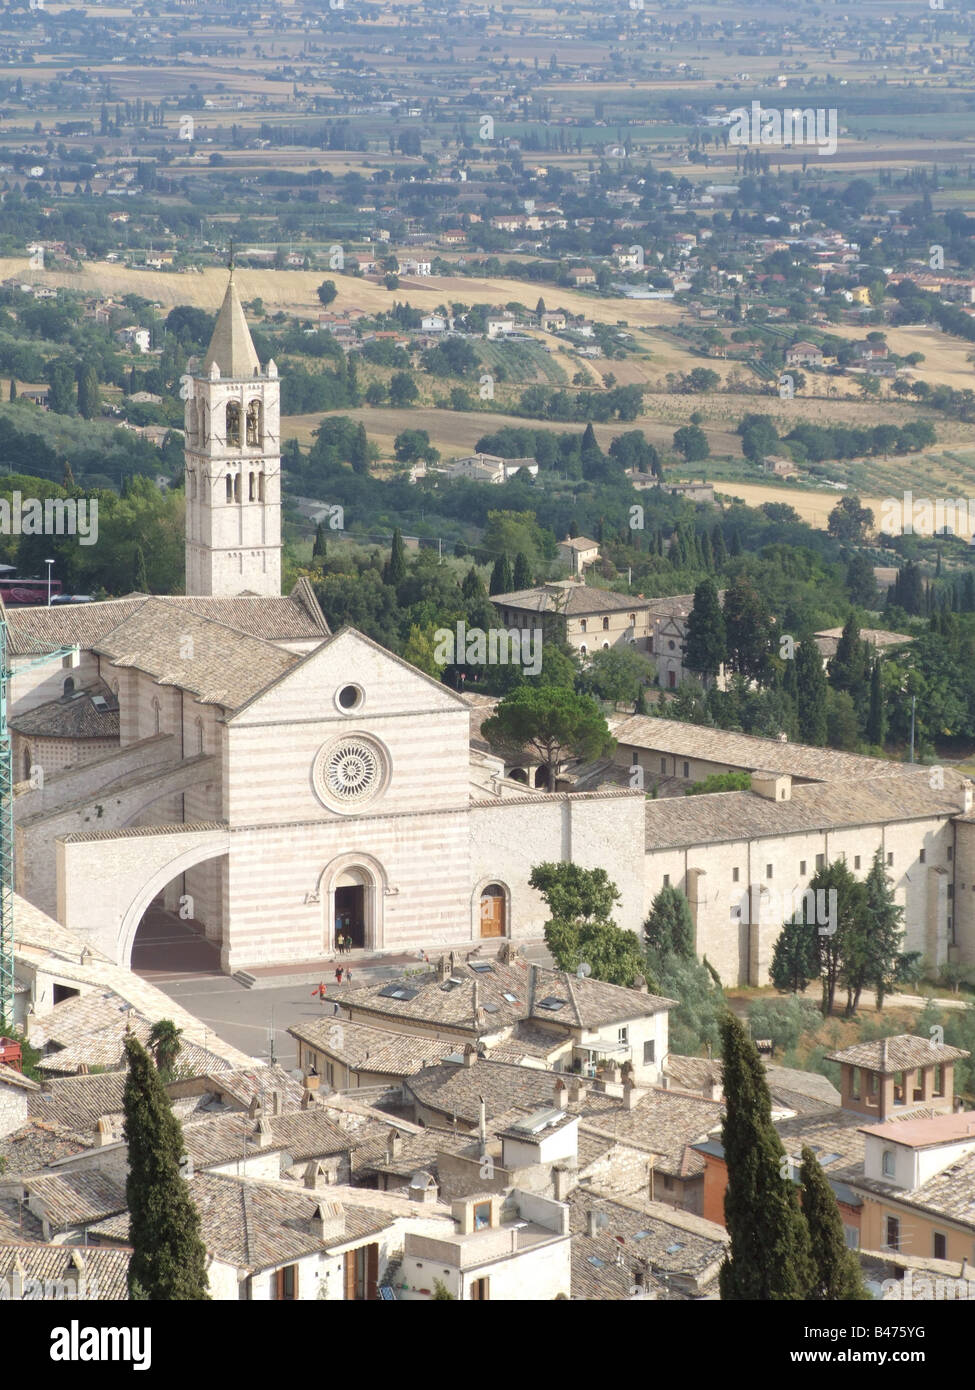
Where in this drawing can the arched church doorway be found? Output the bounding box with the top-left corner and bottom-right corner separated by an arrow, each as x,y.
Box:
479,883 -> 506,938
333,867 -> 369,951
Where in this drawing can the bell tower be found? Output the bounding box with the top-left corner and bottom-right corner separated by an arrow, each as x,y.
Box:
184,263 -> 281,597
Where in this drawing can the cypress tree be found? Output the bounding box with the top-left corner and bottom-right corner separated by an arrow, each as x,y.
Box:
489,553 -> 513,595
77,363 -> 100,420
863,847 -> 904,1011
866,658 -> 885,746
710,523 -> 727,567
462,565 -> 483,602
800,1146 -> 870,1299
684,577 -> 726,681
62,459 -> 76,490
312,522 -> 327,560
135,545 -> 149,593
349,423 -> 369,476
718,1013 -> 815,1301
644,885 -> 695,959
795,637 -> 828,746
123,1036 -> 210,1300
8,378 -> 15,401
385,527 -> 407,586
512,551 -> 532,589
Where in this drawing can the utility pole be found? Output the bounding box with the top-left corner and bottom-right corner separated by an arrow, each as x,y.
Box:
909,695 -> 916,764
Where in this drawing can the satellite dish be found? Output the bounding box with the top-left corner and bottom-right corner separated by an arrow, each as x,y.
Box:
577,962 -> 592,978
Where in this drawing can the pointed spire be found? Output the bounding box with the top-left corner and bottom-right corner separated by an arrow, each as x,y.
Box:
202,269 -> 261,379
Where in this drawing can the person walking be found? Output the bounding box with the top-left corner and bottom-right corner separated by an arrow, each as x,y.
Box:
336,931 -> 345,956
335,965 -> 344,986
312,982 -> 327,1004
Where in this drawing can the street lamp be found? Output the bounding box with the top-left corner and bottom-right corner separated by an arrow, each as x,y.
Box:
45,558 -> 54,606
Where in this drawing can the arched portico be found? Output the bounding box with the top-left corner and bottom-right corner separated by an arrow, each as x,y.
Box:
57,824 -> 230,967
317,852 -> 389,953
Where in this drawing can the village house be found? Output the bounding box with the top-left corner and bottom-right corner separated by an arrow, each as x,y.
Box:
557,535 -> 600,576
491,578 -> 651,660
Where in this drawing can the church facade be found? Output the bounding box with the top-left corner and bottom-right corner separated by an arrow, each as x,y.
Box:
8,272 -> 975,986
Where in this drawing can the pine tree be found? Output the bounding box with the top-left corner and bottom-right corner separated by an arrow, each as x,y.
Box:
385,527 -> 407,587
8,379 -> 15,401
123,1036 -> 210,1300
718,1013 -> 815,1301
489,554 -> 513,595
795,638 -> 828,746
684,577 -> 726,681
312,522 -> 327,560
800,1146 -> 870,1299
512,552 -> 532,589
866,659 -> 885,746
829,614 -> 870,725
62,459 -> 76,490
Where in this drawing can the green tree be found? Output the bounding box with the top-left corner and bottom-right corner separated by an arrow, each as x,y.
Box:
684,578 -> 726,681
529,862 -> 621,922
718,1013 -> 814,1301
769,915 -> 820,994
795,637 -> 828,746
432,1279 -> 455,1299
388,372 -> 418,407
723,577 -> 772,683
829,615 -> 871,726
673,423 -> 710,462
512,552 -> 532,589
403,623 -> 441,677
576,645 -> 652,705
862,848 -> 904,1011
481,686 -> 615,790
384,527 -> 408,587
312,522 -> 327,560
317,280 -> 338,307
811,859 -> 867,1017
543,918 -> 647,987
77,363 -> 101,420
828,495 -> 873,542
123,1036 -> 210,1300
8,379 -> 15,401
643,885 -> 695,959
349,423 -> 369,476
866,659 -> 886,746
800,1146 -> 870,1300
489,554 -> 513,595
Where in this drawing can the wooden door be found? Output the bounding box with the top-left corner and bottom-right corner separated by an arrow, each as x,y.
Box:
343,1250 -> 356,1300
366,1244 -> 379,1301
480,889 -> 504,938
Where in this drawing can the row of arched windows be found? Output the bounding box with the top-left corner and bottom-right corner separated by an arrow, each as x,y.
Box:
225,471 -> 266,503
190,398 -> 264,448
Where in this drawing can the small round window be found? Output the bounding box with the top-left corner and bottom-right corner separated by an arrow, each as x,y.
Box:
337,684 -> 363,712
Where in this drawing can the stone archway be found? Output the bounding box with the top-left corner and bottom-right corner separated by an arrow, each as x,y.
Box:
317,853 -> 388,954
471,878 -> 510,941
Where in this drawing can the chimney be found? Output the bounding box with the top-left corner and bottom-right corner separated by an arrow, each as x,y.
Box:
387,1128 -> 403,1160
310,1200 -> 345,1241
632,974 -> 649,995
554,1078 -> 568,1111
270,1089 -> 281,1117
881,1037 -> 889,1072
301,1088 -> 317,1110
463,1043 -> 477,1069
472,980 -> 480,1023
478,1096 -> 487,1158
438,954 -> 451,982
961,781 -> 974,814
568,1077 -> 587,1105
623,1078 -> 641,1110
255,1116 -> 274,1148
96,1116 -> 114,1147
247,1096 -> 262,1120
553,1165 -> 574,1201
586,1208 -> 601,1237
304,1161 -> 328,1191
